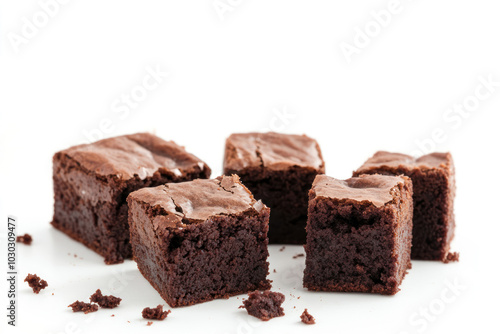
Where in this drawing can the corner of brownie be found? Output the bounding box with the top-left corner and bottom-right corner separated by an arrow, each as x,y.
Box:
51,132 -> 211,264
127,174 -> 271,307
223,132 -> 325,244
304,174 -> 413,295
354,151 -> 456,261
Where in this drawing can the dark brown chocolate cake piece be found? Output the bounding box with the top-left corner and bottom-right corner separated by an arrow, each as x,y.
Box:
240,290 -> 285,321
89,289 -> 121,308
303,174 -> 413,295
142,305 -> 171,320
223,132 -> 325,244
51,132 -> 211,264
17,233 -> 32,245
128,175 -> 271,307
68,301 -> 98,314
24,274 -> 48,294
300,309 -> 315,324
354,151 -> 456,261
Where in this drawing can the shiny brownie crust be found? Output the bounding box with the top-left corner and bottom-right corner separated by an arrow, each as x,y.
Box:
303,175 -> 413,295
354,152 -> 455,261
51,133 -> 210,264
223,132 -> 325,244
127,176 -> 271,307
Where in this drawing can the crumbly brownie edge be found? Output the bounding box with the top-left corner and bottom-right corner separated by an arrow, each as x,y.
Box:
128,198 -> 271,307
303,178 -> 413,295
52,152 -> 210,264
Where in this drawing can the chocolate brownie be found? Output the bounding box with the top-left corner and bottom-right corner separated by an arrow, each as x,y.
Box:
240,290 -> 285,321
300,309 -> 315,324
89,289 -> 121,308
354,151 -> 456,261
24,274 -> 48,294
303,174 -> 413,295
223,132 -> 325,244
142,305 -> 171,320
51,133 -> 211,264
127,175 -> 271,307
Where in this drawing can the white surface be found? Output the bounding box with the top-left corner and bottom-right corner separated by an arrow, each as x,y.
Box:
1,0 -> 499,333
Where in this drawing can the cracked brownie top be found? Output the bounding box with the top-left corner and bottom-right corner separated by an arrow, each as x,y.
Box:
223,132 -> 324,172
311,174 -> 410,208
355,151 -> 452,173
128,175 -> 267,227
56,132 -> 210,181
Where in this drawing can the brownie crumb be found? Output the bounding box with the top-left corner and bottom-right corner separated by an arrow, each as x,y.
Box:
240,290 -> 285,321
300,309 -> 315,324
279,246 -> 286,252
142,305 -> 171,320
443,252 -> 460,263
17,233 -> 32,245
68,301 -> 98,314
273,269 -> 277,273
111,314 -> 115,317
293,253 -> 304,259
90,289 -> 121,308
147,321 -> 153,326
24,274 -> 48,293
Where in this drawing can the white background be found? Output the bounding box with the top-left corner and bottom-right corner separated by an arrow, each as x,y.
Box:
1,1 -> 499,333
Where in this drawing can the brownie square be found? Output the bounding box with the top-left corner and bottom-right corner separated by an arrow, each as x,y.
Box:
353,151 -> 456,261
303,174 -> 413,295
127,175 -> 271,307
223,132 -> 325,244
51,133 -> 211,264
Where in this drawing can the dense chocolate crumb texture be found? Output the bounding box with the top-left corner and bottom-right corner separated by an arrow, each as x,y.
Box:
128,175 -> 271,307
17,233 -> 32,245
51,132 -> 211,264
300,309 -> 315,324
68,301 -> 98,314
142,305 -> 171,320
24,274 -> 48,294
223,132 -> 325,245
303,174 -> 413,295
240,290 -> 285,321
354,151 -> 457,262
90,289 -> 121,308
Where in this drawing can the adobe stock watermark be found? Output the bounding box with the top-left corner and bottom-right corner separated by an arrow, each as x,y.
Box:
212,0 -> 244,21
339,0 -> 416,64
399,278 -> 466,334
81,64 -> 168,144
7,0 -> 71,54
260,105 -> 296,132
411,74 -> 499,157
